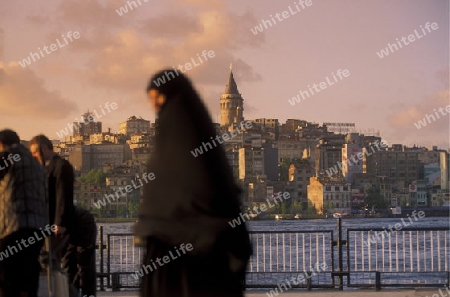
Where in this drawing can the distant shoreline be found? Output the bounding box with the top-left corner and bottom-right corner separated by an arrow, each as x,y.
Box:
95,217 -> 137,223
95,211 -> 449,224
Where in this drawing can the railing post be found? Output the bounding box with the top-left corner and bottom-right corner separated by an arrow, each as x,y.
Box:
447,271 -> 449,289
331,218 -> 348,290
98,225 -> 104,291
107,234 -> 111,288
375,271 -> 381,291
331,230 -> 335,288
112,273 -> 120,291
305,271 -> 312,290
337,218 -> 343,290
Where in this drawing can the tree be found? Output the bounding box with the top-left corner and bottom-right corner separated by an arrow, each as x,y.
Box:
90,205 -> 105,218
365,188 -> 388,210
127,199 -> 140,217
78,169 -> 108,185
279,157 -> 301,181
75,199 -> 88,209
308,204 -> 317,214
324,201 -> 334,214
281,202 -> 288,214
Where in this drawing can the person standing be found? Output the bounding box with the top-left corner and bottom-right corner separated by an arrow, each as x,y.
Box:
135,70 -> 252,297
62,205 -> 97,297
0,129 -> 48,297
29,135 -> 75,266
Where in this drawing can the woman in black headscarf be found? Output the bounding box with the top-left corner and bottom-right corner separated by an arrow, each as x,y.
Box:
135,69 -> 252,297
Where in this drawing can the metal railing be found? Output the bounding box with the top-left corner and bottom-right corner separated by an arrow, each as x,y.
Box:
95,219 -> 450,291
96,230 -> 141,290
346,227 -> 450,288
246,230 -> 334,288
246,230 -> 334,289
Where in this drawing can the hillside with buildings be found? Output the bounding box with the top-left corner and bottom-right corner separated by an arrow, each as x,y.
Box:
44,69 -> 449,218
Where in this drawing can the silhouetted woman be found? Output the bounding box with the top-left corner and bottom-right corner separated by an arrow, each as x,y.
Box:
135,69 -> 252,297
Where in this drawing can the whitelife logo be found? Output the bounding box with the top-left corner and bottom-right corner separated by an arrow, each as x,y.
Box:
152,50 -> 215,87
115,0 -> 149,16
288,69 -> 350,106
0,153 -> 21,172
376,22 -> 439,59
414,104 -> 450,129
228,192 -> 291,228
190,121 -> 253,157
18,31 -> 81,68
265,262 -> 328,297
365,210 -> 425,246
250,0 -> 313,35
423,288 -> 450,297
93,172 -> 155,209
0,224 -> 56,260
323,140 -> 387,177
132,243 -> 193,279
55,102 -> 118,139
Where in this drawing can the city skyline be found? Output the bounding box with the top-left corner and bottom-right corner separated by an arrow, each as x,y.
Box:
0,0 -> 448,149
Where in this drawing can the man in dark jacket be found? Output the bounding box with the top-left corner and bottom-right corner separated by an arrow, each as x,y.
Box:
29,135 -> 75,264
0,129 -> 48,297
62,206 -> 97,297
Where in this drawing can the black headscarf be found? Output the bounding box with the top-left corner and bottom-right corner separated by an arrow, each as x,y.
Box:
136,70 -> 251,271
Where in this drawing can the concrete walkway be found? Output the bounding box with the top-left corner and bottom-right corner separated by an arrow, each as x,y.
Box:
97,288 -> 450,297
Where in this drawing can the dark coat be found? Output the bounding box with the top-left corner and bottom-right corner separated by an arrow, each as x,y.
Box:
70,206 -> 96,247
47,154 -> 75,232
136,70 -> 251,297
0,144 -> 48,238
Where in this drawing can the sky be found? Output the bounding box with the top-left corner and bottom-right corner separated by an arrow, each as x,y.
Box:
0,0 -> 448,149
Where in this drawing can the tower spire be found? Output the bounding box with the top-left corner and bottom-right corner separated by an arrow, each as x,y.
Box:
220,66 -> 244,128
224,66 -> 239,94
0,28 -> 4,63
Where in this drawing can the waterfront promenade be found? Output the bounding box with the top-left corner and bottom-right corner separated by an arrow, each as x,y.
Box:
97,288 -> 450,297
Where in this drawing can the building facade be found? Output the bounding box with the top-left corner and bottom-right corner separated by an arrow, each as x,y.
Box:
289,161 -> 314,206
119,116 -> 151,136
73,111 -> 102,140
307,177 -> 351,215
366,147 -> 422,185
68,143 -> 130,173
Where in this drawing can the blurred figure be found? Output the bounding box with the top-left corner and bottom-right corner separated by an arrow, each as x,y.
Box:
135,70 -> 252,297
0,129 -> 47,297
29,135 -> 75,268
62,205 -> 97,297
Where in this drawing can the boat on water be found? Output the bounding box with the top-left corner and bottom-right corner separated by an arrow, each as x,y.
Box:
275,214 -> 283,220
332,212 -> 351,219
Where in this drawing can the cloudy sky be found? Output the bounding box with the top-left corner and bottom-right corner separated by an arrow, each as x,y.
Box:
0,0 -> 448,149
